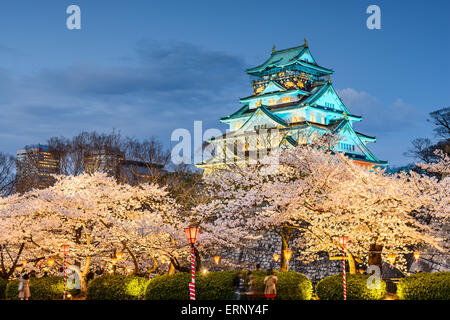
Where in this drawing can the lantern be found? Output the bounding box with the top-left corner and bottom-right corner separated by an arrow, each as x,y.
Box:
413,251 -> 420,262
184,225 -> 200,245
336,236 -> 349,248
16,266 -> 23,273
47,258 -> 55,267
213,256 -> 221,264
67,293 -> 72,299
202,268 -> 208,276
116,252 -> 123,261
160,257 -> 166,264
283,250 -> 292,262
22,260 -> 27,267
387,254 -> 397,266
61,244 -> 70,254
126,267 -> 133,274
273,254 -> 280,262
111,257 -> 118,265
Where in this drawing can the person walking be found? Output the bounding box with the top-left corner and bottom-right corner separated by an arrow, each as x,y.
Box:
18,273 -> 31,300
233,272 -> 245,300
264,269 -> 278,300
245,272 -> 256,300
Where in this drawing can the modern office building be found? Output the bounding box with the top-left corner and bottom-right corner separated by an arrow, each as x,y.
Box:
16,144 -> 60,193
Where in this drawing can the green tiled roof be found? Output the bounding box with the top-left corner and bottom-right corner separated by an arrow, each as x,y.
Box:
246,45 -> 333,76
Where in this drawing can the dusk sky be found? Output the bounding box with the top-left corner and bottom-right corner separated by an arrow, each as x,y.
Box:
0,0 -> 449,166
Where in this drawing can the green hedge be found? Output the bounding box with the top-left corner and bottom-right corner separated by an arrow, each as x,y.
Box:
0,277 -> 7,299
316,273 -> 386,300
144,271 -> 312,300
86,275 -> 148,300
5,277 -> 78,300
397,272 -> 450,300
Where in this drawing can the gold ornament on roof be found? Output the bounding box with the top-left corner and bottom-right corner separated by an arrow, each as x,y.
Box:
285,81 -> 295,88
304,38 -> 308,47
255,86 -> 264,94
272,45 -> 276,53
327,75 -> 331,83
342,111 -> 349,120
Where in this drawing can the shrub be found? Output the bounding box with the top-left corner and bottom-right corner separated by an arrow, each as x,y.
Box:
86,274 -> 148,300
145,272 -> 191,300
0,277 -> 7,299
316,273 -> 386,300
397,272 -> 450,300
276,271 -> 313,300
144,270 -> 312,300
5,276 -> 78,300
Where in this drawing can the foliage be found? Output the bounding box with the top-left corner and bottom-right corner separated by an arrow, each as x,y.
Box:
397,272 -> 450,300
196,143 -> 448,271
0,172 -> 184,286
315,273 -> 386,300
275,271 -> 313,300
86,274 -> 149,300
144,271 -> 312,300
5,276 -> 78,300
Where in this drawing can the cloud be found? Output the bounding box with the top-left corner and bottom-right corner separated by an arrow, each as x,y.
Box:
337,88 -> 428,134
0,40 -> 250,156
337,88 -> 434,166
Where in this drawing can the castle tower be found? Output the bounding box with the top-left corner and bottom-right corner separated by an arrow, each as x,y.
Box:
198,41 -> 387,169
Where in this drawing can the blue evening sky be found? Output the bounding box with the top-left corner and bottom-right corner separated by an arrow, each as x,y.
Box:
0,0 -> 448,166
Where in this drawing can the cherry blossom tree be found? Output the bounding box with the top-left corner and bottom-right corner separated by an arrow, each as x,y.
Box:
0,172 -> 185,293
196,144 -> 448,273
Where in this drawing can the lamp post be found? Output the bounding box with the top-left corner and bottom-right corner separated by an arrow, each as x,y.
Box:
61,244 -> 70,300
336,236 -> 349,300
184,225 -> 199,300
47,258 -> 55,267
282,250 -> 292,271
273,254 -> 280,263
413,251 -> 420,262
213,255 -> 221,265
387,254 -> 397,269
116,252 -> 123,261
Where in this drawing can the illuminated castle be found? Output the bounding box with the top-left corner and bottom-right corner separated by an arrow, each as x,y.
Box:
199,39 -> 387,169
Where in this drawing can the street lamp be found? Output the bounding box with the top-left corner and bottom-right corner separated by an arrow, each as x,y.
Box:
336,236 -> 349,300
61,244 -> 70,300
22,260 -> 28,267
184,225 -> 199,300
47,258 -> 55,267
283,250 -> 292,271
413,251 -> 420,262
213,256 -> 221,265
387,254 -> 397,269
116,252 -> 123,261
273,254 -> 280,263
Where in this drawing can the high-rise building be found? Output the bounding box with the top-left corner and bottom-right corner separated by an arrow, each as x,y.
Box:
119,160 -> 166,185
16,144 -> 60,193
83,148 -> 125,178
198,40 -> 387,170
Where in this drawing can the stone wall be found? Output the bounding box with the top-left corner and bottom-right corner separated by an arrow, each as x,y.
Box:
211,230 -> 343,284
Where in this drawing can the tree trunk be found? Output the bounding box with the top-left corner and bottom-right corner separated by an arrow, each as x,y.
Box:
80,274 -> 87,296
168,263 -> 175,275
368,244 -> 383,270
345,249 -> 356,274
279,228 -> 292,271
